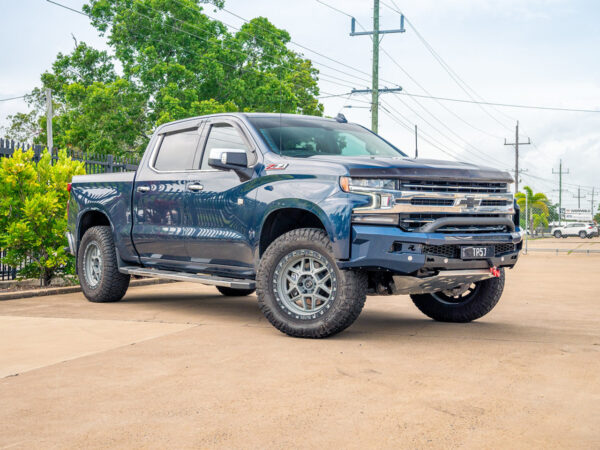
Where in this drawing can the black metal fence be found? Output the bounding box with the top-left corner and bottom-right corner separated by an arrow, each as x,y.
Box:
0,138 -> 139,173
0,139 -> 140,281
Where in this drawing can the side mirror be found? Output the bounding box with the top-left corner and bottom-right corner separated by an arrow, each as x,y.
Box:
208,148 -> 248,170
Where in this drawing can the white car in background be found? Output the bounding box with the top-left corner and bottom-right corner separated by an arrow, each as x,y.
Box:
551,223 -> 599,239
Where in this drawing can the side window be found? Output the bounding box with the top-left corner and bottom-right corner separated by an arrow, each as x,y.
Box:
154,129 -> 199,171
200,123 -> 250,170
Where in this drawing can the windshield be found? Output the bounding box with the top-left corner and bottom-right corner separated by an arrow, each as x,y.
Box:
248,116 -> 406,158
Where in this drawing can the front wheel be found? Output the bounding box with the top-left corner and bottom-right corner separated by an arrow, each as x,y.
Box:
410,269 -> 505,323
256,228 -> 367,338
77,226 -> 130,303
554,230 -> 562,238
579,231 -> 587,239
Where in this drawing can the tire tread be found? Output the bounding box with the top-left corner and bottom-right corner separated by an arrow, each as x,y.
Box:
410,270 -> 505,323
256,228 -> 367,338
77,226 -> 130,303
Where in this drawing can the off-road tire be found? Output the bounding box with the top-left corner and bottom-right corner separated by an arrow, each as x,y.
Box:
554,230 -> 562,238
579,231 -> 587,239
77,226 -> 130,303
410,269 -> 505,323
256,228 -> 367,338
217,286 -> 256,296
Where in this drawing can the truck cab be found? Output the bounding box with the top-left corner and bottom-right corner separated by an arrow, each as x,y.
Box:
67,113 -> 522,338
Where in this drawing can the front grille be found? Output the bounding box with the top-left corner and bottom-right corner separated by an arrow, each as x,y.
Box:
399,213 -> 510,233
481,200 -> 509,206
410,198 -> 454,206
423,243 -> 516,259
394,180 -> 512,234
399,180 -> 509,194
495,243 -> 516,255
423,244 -> 459,259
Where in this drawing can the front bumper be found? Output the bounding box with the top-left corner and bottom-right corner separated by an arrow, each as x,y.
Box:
337,225 -> 522,274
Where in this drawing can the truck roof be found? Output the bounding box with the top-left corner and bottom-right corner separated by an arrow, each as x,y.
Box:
154,112 -> 340,133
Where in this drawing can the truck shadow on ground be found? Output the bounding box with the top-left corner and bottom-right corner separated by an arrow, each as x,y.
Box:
121,291 -> 542,342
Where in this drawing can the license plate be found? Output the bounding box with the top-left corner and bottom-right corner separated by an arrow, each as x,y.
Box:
461,246 -> 495,259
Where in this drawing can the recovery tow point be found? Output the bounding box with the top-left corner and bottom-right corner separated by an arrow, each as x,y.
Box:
489,267 -> 501,277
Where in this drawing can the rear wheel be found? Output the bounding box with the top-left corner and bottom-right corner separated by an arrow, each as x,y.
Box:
217,286 -> 256,297
554,230 -> 562,238
579,231 -> 587,239
77,226 -> 130,303
410,269 -> 505,322
257,228 -> 367,338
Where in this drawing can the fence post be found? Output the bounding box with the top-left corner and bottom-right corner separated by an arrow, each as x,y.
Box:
33,145 -> 41,163
106,154 -> 114,173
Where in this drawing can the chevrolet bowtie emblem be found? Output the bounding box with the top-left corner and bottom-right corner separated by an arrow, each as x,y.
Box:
458,196 -> 480,209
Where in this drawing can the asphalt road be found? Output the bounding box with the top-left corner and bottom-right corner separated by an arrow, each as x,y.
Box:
1,253 -> 598,449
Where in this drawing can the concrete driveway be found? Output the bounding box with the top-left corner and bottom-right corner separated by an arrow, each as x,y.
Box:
1,254 -> 598,448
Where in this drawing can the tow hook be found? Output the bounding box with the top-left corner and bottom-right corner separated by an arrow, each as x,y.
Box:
489,267 -> 501,277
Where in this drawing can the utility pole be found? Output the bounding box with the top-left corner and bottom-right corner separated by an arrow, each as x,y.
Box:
372,0 -> 379,133
552,159 -> 570,225
504,120 -> 530,193
349,0 -> 405,133
415,124 -> 418,158
45,88 -> 53,151
572,186 -> 586,209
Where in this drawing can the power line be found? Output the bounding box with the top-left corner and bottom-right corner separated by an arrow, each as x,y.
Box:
0,95 -> 27,102
313,0 -> 512,158
178,0 -> 377,84
381,99 -> 487,162
383,0 -> 514,132
380,103 -> 461,161
46,0 -> 368,104
380,47 -> 504,139
384,94 -> 508,167
395,91 -> 600,114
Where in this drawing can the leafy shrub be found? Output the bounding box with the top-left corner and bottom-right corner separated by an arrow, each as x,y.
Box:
0,149 -> 85,285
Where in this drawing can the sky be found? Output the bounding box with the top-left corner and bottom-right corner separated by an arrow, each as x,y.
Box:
1,0 -> 599,209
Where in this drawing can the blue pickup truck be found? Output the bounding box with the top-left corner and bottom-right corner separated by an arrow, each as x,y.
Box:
67,113 -> 522,338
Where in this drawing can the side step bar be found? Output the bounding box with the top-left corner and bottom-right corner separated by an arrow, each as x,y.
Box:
119,266 -> 255,290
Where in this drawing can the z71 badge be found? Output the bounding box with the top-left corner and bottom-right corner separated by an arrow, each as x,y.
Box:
265,163 -> 288,170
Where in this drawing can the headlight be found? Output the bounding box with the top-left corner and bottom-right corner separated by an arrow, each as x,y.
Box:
340,176 -> 396,210
341,177 -> 398,225
340,177 -> 396,192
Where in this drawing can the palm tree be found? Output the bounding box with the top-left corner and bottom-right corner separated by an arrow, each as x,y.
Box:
515,186 -> 549,234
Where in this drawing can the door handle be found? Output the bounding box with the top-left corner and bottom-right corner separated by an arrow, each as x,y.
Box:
188,183 -> 204,192
137,186 -> 150,193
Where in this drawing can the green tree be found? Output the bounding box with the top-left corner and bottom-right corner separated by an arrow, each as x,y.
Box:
4,1 -> 323,155
532,212 -> 549,237
547,202 -> 560,224
515,186 -> 550,233
0,149 -> 85,285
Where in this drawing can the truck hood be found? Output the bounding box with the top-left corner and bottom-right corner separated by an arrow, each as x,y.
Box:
305,155 -> 514,183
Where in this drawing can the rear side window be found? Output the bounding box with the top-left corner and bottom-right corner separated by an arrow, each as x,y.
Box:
154,129 -> 199,171
200,123 -> 250,169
